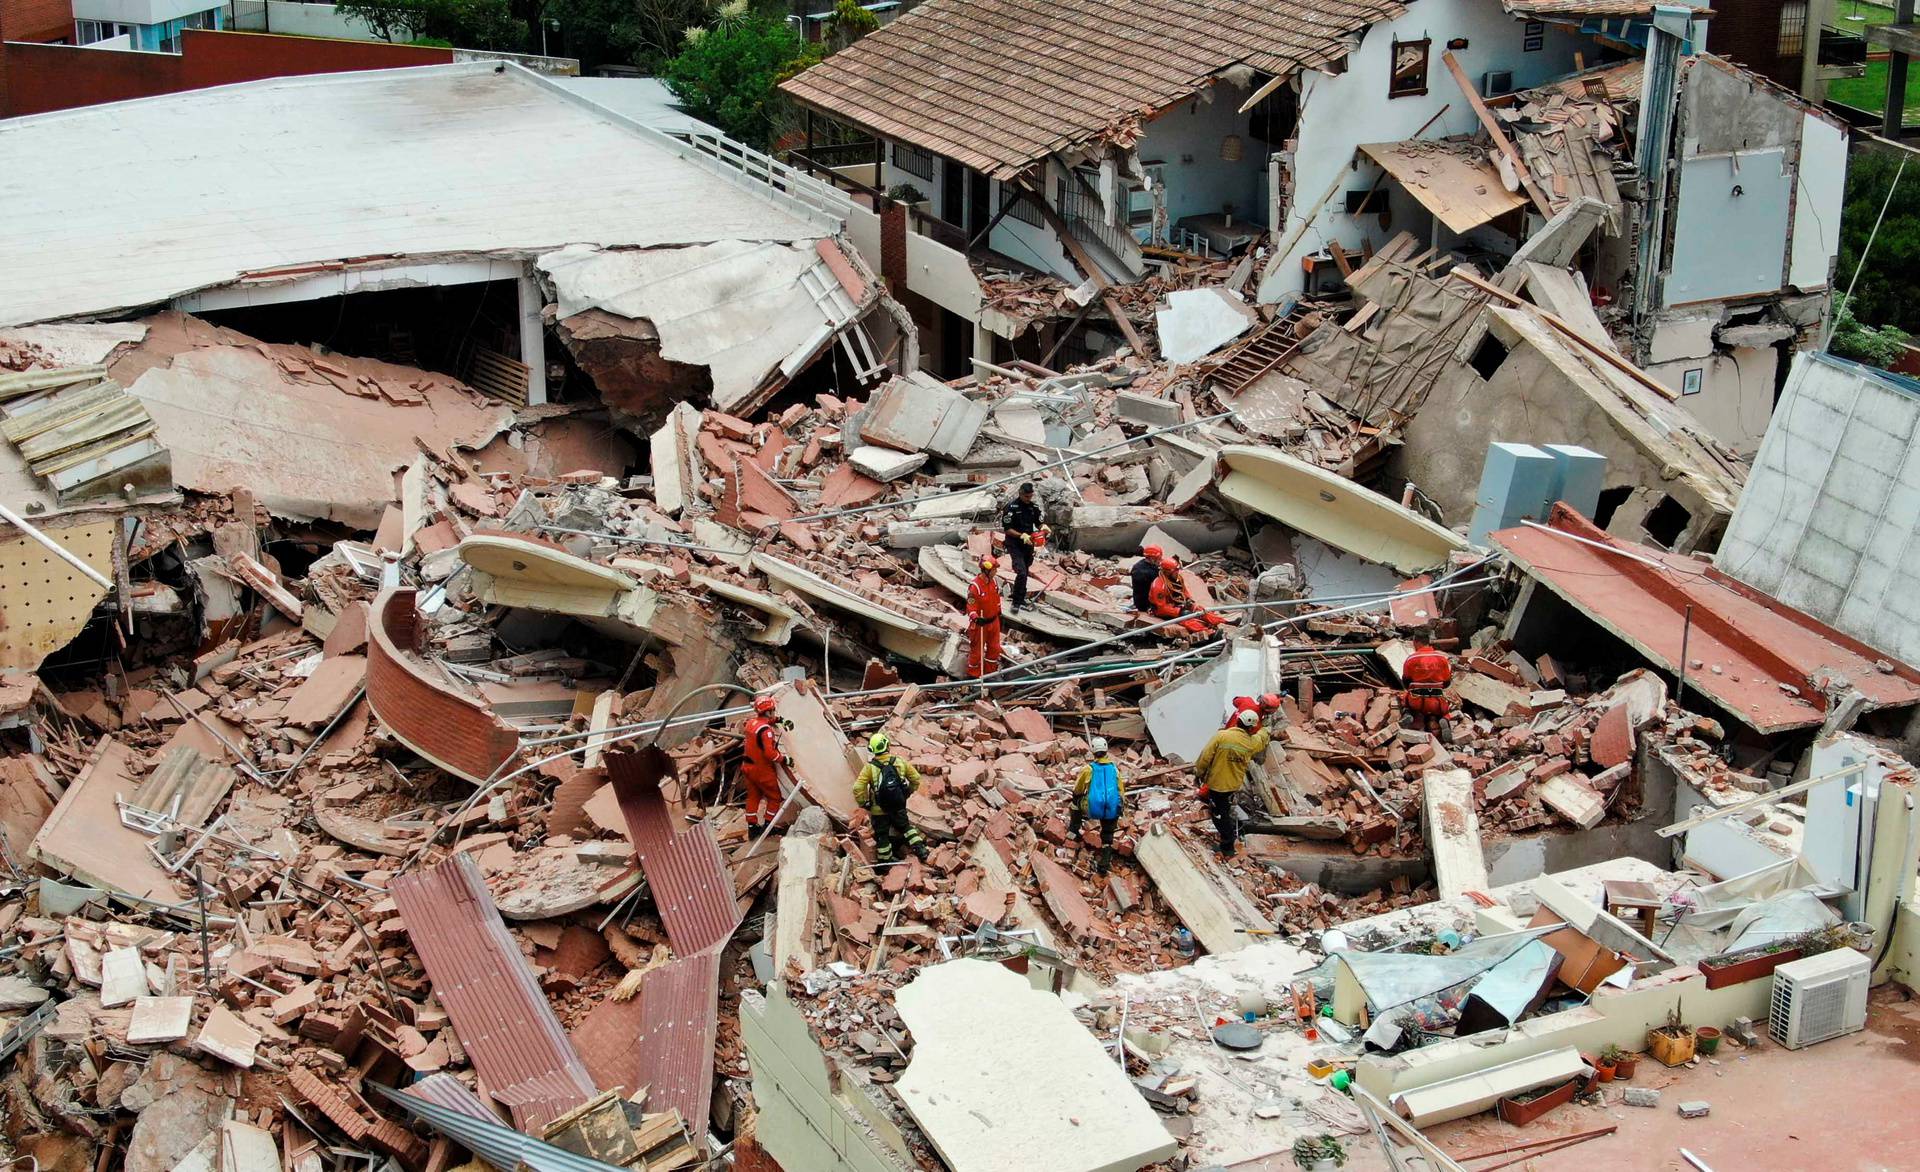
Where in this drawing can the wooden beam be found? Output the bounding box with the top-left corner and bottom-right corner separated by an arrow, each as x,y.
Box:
1441,50 -> 1555,219
1021,178 -> 1152,356
1446,267 -> 1682,402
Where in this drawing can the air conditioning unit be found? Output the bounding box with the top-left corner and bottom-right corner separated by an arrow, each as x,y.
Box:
1482,70 -> 1515,97
1768,948 -> 1869,1049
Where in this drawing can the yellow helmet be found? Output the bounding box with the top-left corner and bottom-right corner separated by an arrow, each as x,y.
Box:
868,732 -> 891,755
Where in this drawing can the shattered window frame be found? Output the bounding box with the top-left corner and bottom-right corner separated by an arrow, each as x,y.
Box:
1389,36 -> 1431,99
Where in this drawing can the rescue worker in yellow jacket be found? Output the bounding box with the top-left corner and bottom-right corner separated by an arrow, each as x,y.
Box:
1192,709 -> 1273,858
853,733 -> 927,863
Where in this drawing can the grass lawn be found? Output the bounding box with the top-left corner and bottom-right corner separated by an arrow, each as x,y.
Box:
1829,59 -> 1920,117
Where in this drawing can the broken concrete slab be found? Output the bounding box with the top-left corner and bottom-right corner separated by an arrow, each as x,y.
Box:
1421,769 -> 1488,899
1143,637 -> 1276,763
1214,445 -> 1465,575
279,654 -> 365,728
1133,824 -> 1261,956
648,402 -> 704,517
918,545 -> 1111,645
99,946 -> 149,1008
126,996 -> 194,1044
1536,773 -> 1607,829
30,737 -> 183,903
893,959 -> 1177,1172
192,1004 -> 260,1068
848,445 -> 927,482
1156,286 -> 1259,365
858,370 -> 990,460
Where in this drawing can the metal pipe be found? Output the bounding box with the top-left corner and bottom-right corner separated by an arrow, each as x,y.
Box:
0,502 -> 115,589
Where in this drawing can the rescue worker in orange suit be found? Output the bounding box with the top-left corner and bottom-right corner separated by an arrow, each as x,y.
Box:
1401,636 -> 1455,744
966,555 -> 1004,678
739,695 -> 790,830
1000,482 -> 1046,612
1224,693 -> 1284,729
1148,557 -> 1228,637
1131,543 -> 1164,612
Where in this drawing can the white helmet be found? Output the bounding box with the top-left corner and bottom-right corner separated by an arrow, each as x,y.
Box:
1089,737 -> 1110,754
1236,708 -> 1261,729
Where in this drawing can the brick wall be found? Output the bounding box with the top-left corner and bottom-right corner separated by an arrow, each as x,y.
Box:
0,0 -> 74,44
366,588 -> 519,783
1,30 -> 452,118
1707,0 -> 1802,91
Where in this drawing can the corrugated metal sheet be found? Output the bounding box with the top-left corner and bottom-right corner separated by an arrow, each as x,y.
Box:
0,368 -> 171,504
780,0 -> 1406,179
389,854 -> 597,1131
633,946 -> 724,1141
607,745 -> 742,956
375,1082 -> 630,1172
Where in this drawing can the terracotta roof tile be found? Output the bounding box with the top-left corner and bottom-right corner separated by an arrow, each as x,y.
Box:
781,0 -> 1404,178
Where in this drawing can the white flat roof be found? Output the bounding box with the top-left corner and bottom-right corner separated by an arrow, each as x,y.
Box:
549,77 -> 721,137
0,63 -> 829,327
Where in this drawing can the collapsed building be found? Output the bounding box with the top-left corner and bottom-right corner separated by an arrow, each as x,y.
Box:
2,18 -> 1918,1172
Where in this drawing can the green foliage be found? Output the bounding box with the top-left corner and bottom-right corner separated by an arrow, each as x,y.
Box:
1830,301 -> 1914,368
1837,149 -> 1920,335
664,7 -> 820,147
338,0 -> 523,50
1291,1134 -> 1346,1168
826,0 -> 878,49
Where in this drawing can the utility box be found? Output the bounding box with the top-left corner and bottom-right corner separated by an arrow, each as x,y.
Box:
1468,442 -> 1557,546
1542,444 -> 1606,519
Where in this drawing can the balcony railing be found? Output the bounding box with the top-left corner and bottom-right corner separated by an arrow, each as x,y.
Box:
1820,24 -> 1869,68
1056,179 -> 1138,269
786,147 -> 972,251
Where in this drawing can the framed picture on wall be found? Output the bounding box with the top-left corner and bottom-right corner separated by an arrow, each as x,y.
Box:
1682,368 -> 1703,396
1524,21 -> 1545,51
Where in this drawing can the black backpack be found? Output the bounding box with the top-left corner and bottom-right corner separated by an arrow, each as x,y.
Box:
873,757 -> 910,813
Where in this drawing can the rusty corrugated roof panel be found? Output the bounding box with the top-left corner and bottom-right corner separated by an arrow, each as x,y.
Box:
1491,505 -> 1920,734
390,854 -> 597,1131
608,745 -> 743,956
633,946 -> 724,1141
379,1082 -> 632,1172
780,0 -> 1405,180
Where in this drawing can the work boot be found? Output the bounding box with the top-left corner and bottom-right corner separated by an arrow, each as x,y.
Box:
1096,846 -> 1112,876
911,841 -> 929,861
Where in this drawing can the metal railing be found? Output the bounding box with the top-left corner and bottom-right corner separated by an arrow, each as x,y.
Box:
678,131 -> 856,223
1057,177 -> 1138,267
786,147 -> 974,252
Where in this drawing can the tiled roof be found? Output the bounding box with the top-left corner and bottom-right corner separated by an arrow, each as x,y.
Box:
781,0 -> 1404,179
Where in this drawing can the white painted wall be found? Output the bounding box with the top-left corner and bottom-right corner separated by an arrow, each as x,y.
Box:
1134,82 -> 1270,231
227,0 -> 382,40
1790,111 -> 1847,291
1645,342 -> 1778,453
1718,351 -> 1920,669
1260,2 -> 1587,301
74,0 -> 212,25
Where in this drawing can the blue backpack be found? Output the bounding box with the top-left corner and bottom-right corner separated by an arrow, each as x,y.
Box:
1085,760 -> 1122,820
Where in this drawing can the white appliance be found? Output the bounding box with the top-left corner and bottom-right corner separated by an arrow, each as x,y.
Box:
1767,948 -> 1870,1049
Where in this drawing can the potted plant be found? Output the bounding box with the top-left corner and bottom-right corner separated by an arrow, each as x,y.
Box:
1615,1047 -> 1639,1080
1699,940 -> 1804,989
1595,1044 -> 1620,1082
1292,1134 -> 1347,1170
1648,1007 -> 1697,1067
886,182 -> 929,210
1497,1078 -> 1577,1126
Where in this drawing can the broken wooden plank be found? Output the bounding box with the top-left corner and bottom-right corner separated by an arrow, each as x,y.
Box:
1421,768 -> 1488,899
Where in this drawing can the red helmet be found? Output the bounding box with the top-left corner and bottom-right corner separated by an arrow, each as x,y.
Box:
1259,692 -> 1284,714
753,696 -> 777,716
1159,557 -> 1180,572
1143,544 -> 1164,560
980,555 -> 998,572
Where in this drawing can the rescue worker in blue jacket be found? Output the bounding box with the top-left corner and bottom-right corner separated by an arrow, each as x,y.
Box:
1068,737 -> 1128,875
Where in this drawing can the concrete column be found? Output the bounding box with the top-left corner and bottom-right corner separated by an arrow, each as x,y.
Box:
517,270 -> 548,406
1886,0 -> 1917,139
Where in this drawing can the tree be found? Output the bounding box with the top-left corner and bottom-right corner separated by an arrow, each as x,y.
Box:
663,5 -> 820,147
1836,148 -> 1920,335
825,0 -> 877,51
338,0 -> 524,49
1829,300 -> 1914,369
